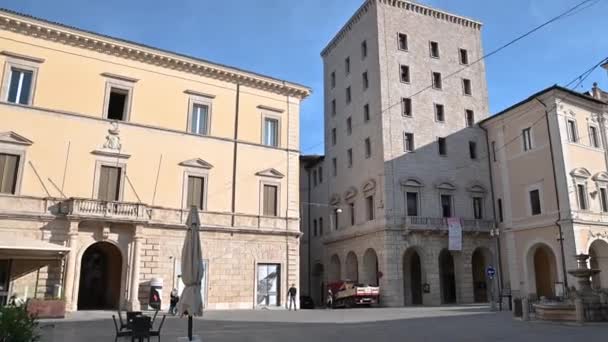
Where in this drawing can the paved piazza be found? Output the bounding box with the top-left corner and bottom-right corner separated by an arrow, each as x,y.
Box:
40,306 -> 608,342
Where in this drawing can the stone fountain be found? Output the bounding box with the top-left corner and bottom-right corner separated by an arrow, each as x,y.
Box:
534,254 -> 608,322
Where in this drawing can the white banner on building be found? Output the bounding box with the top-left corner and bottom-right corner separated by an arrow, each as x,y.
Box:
448,218 -> 462,251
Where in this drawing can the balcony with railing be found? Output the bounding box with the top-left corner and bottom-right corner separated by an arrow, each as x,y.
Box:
402,216 -> 494,234
63,198 -> 151,222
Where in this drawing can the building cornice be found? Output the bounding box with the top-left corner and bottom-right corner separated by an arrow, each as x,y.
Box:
321,0 -> 482,57
0,9 -> 311,99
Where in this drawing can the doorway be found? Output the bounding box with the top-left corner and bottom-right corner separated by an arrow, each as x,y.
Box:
532,244 -> 557,298
403,248 -> 423,305
472,248 -> 489,303
77,242 -> 122,310
256,263 -> 280,307
439,249 -> 456,304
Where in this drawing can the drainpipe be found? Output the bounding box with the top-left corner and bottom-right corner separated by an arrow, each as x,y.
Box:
307,165 -> 312,296
230,83 -> 241,227
535,98 -> 569,293
480,125 -> 504,292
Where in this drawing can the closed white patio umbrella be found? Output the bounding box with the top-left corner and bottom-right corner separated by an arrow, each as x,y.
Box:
178,206 -> 204,341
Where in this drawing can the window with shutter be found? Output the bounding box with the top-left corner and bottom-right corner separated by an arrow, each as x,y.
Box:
98,165 -> 121,201
263,184 -> 278,216
0,153 -> 20,194
187,176 -> 205,209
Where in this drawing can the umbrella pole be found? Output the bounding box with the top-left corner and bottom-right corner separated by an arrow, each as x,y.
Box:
188,315 -> 193,341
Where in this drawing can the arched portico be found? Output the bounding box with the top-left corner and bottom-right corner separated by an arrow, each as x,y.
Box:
345,252 -> 359,282
403,247 -> 425,305
526,243 -> 558,299
471,247 -> 493,303
362,248 -> 379,286
329,255 -> 341,283
589,239 -> 608,289
439,249 -> 456,304
77,241 -> 123,310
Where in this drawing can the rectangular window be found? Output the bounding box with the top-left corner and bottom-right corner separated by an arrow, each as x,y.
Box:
332,158 -> 337,177
263,117 -> 279,147
331,128 -> 337,146
441,194 -> 452,218
319,217 -> 324,235
430,41 -> 440,58
459,48 -> 469,65
331,71 -> 336,89
98,165 -> 121,201
432,72 -> 442,90
406,192 -> 418,217
362,71 -> 369,90
364,104 -> 370,122
346,117 -> 352,136
333,210 -> 339,230
497,198 -> 504,222
331,99 -> 336,116
530,189 -> 541,215
600,188 -> 608,212
7,68 -> 33,105
190,103 -> 210,135
400,65 -> 410,83
465,109 -> 475,127
577,184 -> 588,210
347,148 -> 353,168
345,57 -> 351,74
106,87 -> 129,121
435,103 -> 445,122
404,132 -> 414,152
523,128 -> 533,151
492,141 -> 497,162
365,138 -> 371,158
590,126 -> 600,148
398,33 -> 408,51
0,153 -> 20,194
187,175 -> 205,210
567,120 -> 578,142
469,141 -> 477,160
365,196 -> 374,221
349,202 -> 355,226
462,79 -> 472,95
473,197 -> 483,219
346,86 -> 352,104
361,40 -> 367,59
318,167 -> 323,184
263,184 -> 278,216
438,137 -> 447,156
402,98 -> 412,117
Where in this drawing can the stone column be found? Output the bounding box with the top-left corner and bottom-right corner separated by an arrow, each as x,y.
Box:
128,226 -> 144,311
64,220 -> 79,311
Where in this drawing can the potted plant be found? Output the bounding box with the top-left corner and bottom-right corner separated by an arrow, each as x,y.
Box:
26,296 -> 66,319
0,305 -> 40,342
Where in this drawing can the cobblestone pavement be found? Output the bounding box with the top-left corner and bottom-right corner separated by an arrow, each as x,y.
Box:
39,305 -> 608,342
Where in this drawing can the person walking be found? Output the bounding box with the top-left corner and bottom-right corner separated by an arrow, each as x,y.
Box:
169,288 -> 179,315
326,288 -> 333,309
288,284 -> 298,311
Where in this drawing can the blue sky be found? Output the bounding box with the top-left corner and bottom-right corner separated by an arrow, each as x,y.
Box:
2,0 -> 607,155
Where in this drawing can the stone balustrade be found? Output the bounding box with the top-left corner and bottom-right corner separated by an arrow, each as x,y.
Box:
403,216 -> 494,233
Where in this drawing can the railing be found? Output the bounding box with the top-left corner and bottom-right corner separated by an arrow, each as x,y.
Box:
403,216 -> 494,232
66,198 -> 150,221
571,210 -> 608,223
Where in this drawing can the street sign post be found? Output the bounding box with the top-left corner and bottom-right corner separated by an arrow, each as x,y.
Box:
486,266 -> 496,279
487,266 -> 497,311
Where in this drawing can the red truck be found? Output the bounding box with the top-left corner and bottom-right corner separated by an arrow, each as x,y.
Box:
328,281 -> 380,308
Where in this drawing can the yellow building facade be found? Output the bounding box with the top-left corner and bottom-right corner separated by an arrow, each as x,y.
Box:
0,9 -> 309,311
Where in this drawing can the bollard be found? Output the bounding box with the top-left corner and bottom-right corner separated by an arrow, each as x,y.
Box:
575,298 -> 584,324
522,297 -> 530,321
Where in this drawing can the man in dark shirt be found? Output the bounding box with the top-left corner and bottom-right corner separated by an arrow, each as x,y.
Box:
288,284 -> 297,311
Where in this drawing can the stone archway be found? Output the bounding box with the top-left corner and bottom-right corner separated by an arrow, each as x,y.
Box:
439,249 -> 456,304
403,248 -> 424,305
77,242 -> 122,310
329,255 -> 341,283
589,239 -> 608,289
527,243 -> 558,299
362,249 -> 378,286
345,252 -> 359,282
472,247 -> 493,303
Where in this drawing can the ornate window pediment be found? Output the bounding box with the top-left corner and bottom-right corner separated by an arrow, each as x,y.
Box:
0,131 -> 33,146
361,179 -> 377,194
570,168 -> 591,179
179,158 -> 214,169
256,168 -> 284,179
344,187 -> 358,201
436,182 -> 456,191
330,193 -> 341,205
592,172 -> 608,183
467,184 -> 486,193
400,177 -> 424,188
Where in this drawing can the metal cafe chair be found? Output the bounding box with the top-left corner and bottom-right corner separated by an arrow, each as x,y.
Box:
112,315 -> 132,342
116,310 -> 129,331
131,315 -> 152,342
149,315 -> 166,342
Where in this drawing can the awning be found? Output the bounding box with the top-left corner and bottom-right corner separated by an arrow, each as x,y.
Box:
0,239 -> 70,260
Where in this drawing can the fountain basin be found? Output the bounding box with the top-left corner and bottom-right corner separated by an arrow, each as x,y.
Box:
534,303 -> 577,321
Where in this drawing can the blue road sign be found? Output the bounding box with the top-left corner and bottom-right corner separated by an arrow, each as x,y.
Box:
486,266 -> 496,279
